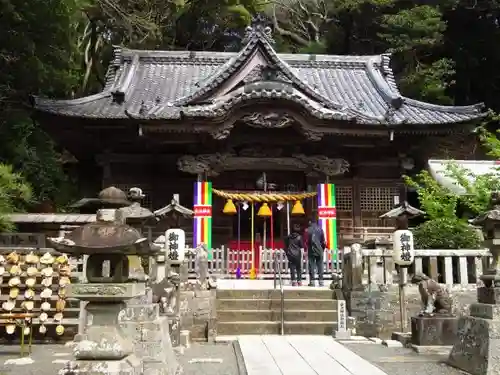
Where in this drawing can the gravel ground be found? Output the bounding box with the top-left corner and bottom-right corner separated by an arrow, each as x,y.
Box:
342,343 -> 470,375
0,344 -> 72,375
0,342 -> 241,375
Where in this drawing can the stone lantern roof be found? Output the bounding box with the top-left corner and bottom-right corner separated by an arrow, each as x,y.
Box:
118,187 -> 156,225
47,209 -> 160,256
71,186 -> 132,210
471,191 -> 500,228
379,201 -> 425,219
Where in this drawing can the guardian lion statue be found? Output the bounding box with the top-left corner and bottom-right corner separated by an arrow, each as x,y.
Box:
411,273 -> 453,316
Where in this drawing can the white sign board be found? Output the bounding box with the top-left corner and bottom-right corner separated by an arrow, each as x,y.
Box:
165,228 -> 185,264
392,229 -> 414,266
337,300 -> 347,331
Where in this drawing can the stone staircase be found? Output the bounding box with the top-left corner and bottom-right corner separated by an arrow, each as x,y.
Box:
216,288 -> 339,335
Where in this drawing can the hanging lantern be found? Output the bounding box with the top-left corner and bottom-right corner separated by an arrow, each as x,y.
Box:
291,200 -> 305,215
223,199 -> 237,215
257,203 -> 272,217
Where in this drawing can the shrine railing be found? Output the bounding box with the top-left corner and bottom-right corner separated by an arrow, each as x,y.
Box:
185,247 -> 341,279
343,246 -> 492,287
338,226 -> 393,243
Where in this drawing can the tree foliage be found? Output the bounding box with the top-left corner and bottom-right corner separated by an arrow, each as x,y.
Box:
0,164 -> 32,231
413,218 -> 482,249
404,130 -> 500,249
0,0 -> 82,208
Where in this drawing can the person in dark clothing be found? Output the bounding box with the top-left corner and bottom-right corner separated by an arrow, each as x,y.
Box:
306,218 -> 326,286
284,223 -> 304,286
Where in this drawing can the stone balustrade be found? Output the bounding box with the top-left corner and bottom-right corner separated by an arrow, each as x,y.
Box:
343,246 -> 491,287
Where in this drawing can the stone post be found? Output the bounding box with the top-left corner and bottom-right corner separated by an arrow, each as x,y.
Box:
350,243 -> 364,289
448,192 -> 500,375
76,255 -> 89,340
119,303 -> 180,375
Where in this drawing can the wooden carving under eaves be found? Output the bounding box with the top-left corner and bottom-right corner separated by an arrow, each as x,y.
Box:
177,153 -> 349,177
242,112 -> 293,129
209,112 -> 324,141
177,153 -> 234,176
293,154 -> 350,176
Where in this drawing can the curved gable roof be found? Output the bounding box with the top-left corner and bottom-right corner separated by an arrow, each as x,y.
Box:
32,24 -> 485,128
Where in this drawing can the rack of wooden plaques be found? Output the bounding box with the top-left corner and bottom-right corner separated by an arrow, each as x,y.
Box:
0,249 -> 80,343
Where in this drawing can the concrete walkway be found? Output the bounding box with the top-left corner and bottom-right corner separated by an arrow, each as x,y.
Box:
237,335 -> 389,375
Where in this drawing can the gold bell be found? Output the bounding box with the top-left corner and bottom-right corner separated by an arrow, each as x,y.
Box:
223,199 -> 237,215
257,203 -> 272,217
249,267 -> 257,280
291,200 -> 305,215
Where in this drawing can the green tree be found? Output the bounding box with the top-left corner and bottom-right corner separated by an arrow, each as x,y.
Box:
0,0 -> 84,208
0,164 -> 32,231
403,171 -> 457,220
403,169 -> 483,249
78,0 -> 265,93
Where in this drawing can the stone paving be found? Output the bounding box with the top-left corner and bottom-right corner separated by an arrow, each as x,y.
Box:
0,342 -> 240,375
238,335 -> 389,375
0,336 -> 472,375
343,342 -> 470,375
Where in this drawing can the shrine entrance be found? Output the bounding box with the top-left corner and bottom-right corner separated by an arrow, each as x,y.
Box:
217,170 -> 309,252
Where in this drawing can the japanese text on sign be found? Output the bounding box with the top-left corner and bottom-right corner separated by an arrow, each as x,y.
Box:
337,300 -> 347,331
194,205 -> 212,217
392,229 -> 414,266
400,233 -> 411,262
318,207 -> 337,219
165,228 -> 186,263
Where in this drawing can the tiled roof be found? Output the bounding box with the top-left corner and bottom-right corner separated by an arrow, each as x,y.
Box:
7,213 -> 96,224
32,22 -> 485,127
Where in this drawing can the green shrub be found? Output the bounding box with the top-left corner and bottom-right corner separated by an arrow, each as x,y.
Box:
413,218 -> 482,249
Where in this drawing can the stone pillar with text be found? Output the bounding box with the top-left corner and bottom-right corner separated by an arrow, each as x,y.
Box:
448,191 -> 500,375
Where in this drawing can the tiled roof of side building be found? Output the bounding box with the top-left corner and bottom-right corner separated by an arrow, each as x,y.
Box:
31,23 -> 485,127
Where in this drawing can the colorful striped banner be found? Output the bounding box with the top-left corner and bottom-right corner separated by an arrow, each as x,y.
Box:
193,181 -> 212,259
317,184 -> 337,260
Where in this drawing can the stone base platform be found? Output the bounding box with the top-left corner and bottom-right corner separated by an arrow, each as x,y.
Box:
448,312 -> 500,375
411,344 -> 452,355
61,355 -> 142,375
391,331 -> 411,347
411,316 -> 458,346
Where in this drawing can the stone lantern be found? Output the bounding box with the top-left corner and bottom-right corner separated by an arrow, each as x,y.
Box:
469,191 -> 500,287
448,191 -> 500,375
47,208 -> 160,375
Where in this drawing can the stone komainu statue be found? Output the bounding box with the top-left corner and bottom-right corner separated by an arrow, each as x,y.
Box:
151,271 -> 180,315
411,273 -> 453,316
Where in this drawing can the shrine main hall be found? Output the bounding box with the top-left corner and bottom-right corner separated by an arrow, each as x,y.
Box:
29,20 -> 485,248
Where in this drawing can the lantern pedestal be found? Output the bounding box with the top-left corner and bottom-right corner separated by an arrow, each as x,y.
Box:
62,283 -> 145,375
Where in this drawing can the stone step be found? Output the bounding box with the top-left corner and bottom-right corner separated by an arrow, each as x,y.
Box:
218,309 -> 338,322
217,321 -> 337,335
217,298 -> 337,310
216,288 -> 336,300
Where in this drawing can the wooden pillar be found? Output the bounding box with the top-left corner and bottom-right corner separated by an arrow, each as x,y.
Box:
352,179 -> 362,228
305,173 -> 318,219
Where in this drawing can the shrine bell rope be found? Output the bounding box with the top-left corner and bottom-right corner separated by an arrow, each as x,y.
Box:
212,189 -> 317,202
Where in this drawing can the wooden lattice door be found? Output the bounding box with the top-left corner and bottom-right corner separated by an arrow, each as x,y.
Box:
359,186 -> 400,227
